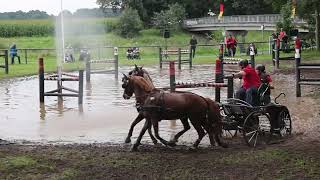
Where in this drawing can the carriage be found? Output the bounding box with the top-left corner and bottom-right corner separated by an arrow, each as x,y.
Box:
123,65 -> 292,150
220,91 -> 292,147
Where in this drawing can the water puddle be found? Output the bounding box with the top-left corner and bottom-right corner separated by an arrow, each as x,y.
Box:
0,65 -> 318,144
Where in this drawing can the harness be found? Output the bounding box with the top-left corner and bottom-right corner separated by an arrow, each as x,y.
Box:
139,90 -> 167,114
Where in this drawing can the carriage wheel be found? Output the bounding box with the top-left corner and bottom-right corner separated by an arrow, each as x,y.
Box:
223,130 -> 238,138
220,108 -> 238,138
278,108 -> 292,137
242,111 -> 271,147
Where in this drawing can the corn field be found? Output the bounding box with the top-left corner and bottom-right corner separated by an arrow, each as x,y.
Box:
0,19 -> 54,37
0,18 -> 118,38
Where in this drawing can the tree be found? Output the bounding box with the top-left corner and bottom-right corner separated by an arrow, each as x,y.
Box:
232,0 -> 273,15
152,3 -> 186,32
276,1 -> 294,36
96,0 -> 123,14
116,8 -> 143,38
297,0 -> 320,50
264,0 -> 288,13
0,10 -> 50,19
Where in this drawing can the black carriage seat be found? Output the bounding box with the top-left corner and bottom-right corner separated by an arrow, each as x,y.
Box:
222,98 -> 256,117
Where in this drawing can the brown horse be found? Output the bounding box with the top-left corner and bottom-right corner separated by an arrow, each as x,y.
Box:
124,66 -> 158,145
122,74 -> 226,151
125,65 -> 194,145
125,65 -> 193,146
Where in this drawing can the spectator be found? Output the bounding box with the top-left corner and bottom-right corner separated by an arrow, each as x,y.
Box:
231,35 -> 237,56
132,47 -> 140,59
79,48 -> 90,61
65,44 -> 74,62
247,43 -> 257,56
255,64 -> 272,104
279,28 -> 286,40
189,35 -> 198,58
226,35 -> 232,56
226,35 -> 237,57
294,34 -> 302,53
232,59 -> 261,106
126,48 -> 133,60
279,28 -> 287,49
271,31 -> 281,50
10,43 -> 21,64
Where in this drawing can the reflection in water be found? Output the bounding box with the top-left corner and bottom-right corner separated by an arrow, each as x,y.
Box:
0,65 -> 318,144
85,82 -> 92,96
57,98 -> 64,117
40,103 -> 46,121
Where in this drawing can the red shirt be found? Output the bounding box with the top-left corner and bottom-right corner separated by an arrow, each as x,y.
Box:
295,37 -> 302,49
276,38 -> 280,49
279,31 -> 286,40
226,37 -> 232,48
242,66 -> 261,90
259,73 -> 272,84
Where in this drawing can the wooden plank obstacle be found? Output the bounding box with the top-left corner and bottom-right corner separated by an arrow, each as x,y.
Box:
295,49 -> 320,97
0,50 -> 9,74
272,40 -> 295,69
168,60 -> 234,103
85,47 -> 119,82
159,47 -> 192,69
39,58 -> 84,104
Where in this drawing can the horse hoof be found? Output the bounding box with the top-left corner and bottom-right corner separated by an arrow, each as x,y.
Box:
125,137 -> 131,143
188,146 -> 198,151
130,145 -> 139,152
152,140 -> 158,145
167,141 -> 177,147
221,143 -> 228,148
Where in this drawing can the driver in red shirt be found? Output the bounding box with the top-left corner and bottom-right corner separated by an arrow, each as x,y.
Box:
233,59 -> 261,106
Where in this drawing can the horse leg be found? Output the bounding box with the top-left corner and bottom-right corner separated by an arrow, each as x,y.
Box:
189,117 -> 206,148
214,133 -> 228,148
131,119 -> 151,152
168,117 -> 190,147
151,118 -> 169,146
147,125 -> 158,145
125,113 -> 158,145
125,113 -> 144,143
200,119 -> 217,147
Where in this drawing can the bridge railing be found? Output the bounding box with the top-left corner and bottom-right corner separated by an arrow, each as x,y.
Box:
184,14 -> 306,27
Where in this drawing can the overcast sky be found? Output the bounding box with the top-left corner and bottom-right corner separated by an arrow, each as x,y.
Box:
1,0 -> 100,15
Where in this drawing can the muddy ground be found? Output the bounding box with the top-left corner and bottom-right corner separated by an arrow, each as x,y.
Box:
0,70 -> 320,179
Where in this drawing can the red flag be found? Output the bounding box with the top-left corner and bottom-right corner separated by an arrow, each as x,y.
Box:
219,1 -> 224,20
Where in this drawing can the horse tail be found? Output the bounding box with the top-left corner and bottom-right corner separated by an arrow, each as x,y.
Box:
204,98 -> 223,135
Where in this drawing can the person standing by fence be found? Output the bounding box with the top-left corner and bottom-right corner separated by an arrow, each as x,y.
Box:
231,35 -> 238,56
10,43 -> 21,64
295,34 -> 302,53
189,35 -> 198,58
279,28 -> 287,49
226,35 -> 237,57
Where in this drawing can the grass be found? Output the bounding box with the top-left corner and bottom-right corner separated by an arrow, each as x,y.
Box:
0,29 -> 319,79
0,145 -> 319,179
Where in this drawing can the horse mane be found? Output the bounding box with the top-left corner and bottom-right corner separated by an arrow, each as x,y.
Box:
142,71 -> 153,85
130,76 -> 155,92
